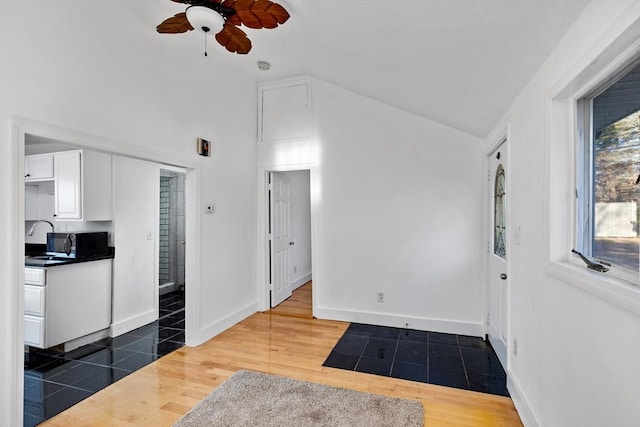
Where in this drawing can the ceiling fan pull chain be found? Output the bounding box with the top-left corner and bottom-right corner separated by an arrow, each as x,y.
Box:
204,32 -> 208,57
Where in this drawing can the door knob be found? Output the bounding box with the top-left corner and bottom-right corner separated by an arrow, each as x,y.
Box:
500,273 -> 507,280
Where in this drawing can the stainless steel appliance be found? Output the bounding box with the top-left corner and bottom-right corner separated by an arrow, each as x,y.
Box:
46,232 -> 109,258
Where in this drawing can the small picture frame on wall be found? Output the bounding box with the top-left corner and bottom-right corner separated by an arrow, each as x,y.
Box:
197,138 -> 211,157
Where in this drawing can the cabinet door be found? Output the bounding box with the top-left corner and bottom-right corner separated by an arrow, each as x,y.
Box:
25,267 -> 46,286
24,315 -> 45,348
83,151 -> 112,221
260,81 -> 312,143
25,154 -> 54,181
25,185 -> 40,221
25,285 -> 46,316
54,151 -> 82,220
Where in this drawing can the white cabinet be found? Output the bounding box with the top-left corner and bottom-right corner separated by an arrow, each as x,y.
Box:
25,154 -> 54,182
24,260 -> 112,349
25,185 -> 40,221
53,151 -> 82,219
24,267 -> 46,347
259,77 -> 312,143
25,285 -> 46,316
24,315 -> 45,348
53,150 -> 112,221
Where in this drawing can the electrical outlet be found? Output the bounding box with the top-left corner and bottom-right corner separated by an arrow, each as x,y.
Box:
376,292 -> 385,303
513,337 -> 518,357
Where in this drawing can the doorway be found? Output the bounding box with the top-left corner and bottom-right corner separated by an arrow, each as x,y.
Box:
487,139 -> 509,369
268,170 -> 312,310
13,120 -> 199,427
158,169 -> 186,296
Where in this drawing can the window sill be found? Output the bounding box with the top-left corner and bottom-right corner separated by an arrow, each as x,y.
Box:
546,261 -> 640,316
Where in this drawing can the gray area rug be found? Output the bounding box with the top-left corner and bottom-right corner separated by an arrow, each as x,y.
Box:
173,370 -> 424,427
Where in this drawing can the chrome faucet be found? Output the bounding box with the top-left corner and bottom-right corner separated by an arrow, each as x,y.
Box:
28,220 -> 54,236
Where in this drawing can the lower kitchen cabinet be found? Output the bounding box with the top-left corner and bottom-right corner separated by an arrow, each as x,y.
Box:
24,259 -> 112,349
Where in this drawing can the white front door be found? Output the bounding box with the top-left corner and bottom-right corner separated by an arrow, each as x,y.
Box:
488,141 -> 508,368
270,172 -> 293,307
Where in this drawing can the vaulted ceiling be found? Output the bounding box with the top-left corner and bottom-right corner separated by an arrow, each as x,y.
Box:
150,0 -> 589,138
11,1 -> 590,140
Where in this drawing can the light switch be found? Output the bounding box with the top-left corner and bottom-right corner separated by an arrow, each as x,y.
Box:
514,226 -> 521,245
146,230 -> 153,240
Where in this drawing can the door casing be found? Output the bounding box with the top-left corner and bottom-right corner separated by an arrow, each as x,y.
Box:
257,164 -> 317,314
7,117 -> 202,426
485,132 -> 511,371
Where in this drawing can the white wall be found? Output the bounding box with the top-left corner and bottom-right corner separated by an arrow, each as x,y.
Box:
111,156 -> 158,336
283,170 -> 312,289
0,2 -> 257,425
485,1 -> 640,426
25,180 -> 113,244
259,78 -> 486,335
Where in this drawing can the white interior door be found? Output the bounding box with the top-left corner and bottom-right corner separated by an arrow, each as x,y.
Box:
270,172 -> 293,307
488,141 -> 508,368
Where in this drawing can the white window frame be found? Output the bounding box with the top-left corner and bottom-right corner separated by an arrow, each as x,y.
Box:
545,21 -> 640,316
574,60 -> 640,284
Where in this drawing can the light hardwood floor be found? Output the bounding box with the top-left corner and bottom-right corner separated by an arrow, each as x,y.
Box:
42,283 -> 523,426
266,281 -> 313,318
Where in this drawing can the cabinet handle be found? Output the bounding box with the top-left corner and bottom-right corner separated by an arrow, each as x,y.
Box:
25,174 -> 30,177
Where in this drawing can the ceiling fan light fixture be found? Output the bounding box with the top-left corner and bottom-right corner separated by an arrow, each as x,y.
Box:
186,5 -> 225,34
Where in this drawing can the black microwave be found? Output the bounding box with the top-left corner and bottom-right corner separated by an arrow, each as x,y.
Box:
46,232 -> 109,258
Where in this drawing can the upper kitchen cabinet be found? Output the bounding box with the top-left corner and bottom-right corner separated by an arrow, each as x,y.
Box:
25,154 -> 54,182
54,150 -> 112,221
259,77 -> 312,144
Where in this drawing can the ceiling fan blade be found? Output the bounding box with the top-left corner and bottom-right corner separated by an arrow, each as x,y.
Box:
219,0 -> 242,26
172,0 -> 223,3
224,0 -> 290,29
215,23 -> 252,54
156,12 -> 194,33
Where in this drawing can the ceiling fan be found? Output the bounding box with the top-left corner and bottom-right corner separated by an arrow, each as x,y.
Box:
157,0 -> 290,55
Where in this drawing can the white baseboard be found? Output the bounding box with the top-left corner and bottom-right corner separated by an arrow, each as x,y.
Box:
507,372 -> 539,427
199,302 -> 257,343
110,309 -> 157,337
314,307 -> 484,337
291,273 -> 312,291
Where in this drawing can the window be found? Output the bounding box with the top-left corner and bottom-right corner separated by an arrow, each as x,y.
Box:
494,165 -> 506,259
576,60 -> 640,277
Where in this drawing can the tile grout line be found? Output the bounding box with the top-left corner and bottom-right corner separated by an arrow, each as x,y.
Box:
351,328 -> 369,372
426,333 -> 430,383
388,333 -> 401,376
456,335 -> 471,389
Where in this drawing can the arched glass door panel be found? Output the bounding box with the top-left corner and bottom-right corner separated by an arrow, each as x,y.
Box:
494,165 -> 506,259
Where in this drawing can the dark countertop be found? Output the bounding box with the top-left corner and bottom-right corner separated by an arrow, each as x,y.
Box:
25,243 -> 115,268
25,254 -> 114,268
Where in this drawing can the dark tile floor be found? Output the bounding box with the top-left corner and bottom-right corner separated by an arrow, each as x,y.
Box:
323,323 -> 508,396
23,291 -> 185,427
